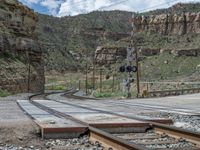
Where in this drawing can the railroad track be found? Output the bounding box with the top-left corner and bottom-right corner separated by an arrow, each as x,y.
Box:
28,92 -> 200,150
62,90 -> 200,116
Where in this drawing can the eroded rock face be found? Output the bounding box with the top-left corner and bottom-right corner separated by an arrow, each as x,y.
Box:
95,46 -> 126,65
95,46 -> 200,65
0,0 -> 44,93
134,12 -> 200,35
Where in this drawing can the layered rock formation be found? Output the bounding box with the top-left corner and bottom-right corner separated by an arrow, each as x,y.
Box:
134,12 -> 200,35
0,0 -> 44,92
82,28 -> 130,41
95,46 -> 127,65
95,47 -> 200,65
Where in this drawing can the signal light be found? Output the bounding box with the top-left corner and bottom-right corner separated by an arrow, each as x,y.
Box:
126,66 -> 137,72
119,66 -> 126,72
119,66 -> 137,73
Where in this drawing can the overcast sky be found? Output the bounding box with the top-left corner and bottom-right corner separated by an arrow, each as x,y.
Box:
18,0 -> 200,17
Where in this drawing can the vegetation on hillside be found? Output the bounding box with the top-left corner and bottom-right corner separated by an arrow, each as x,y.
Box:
37,2 -> 200,87
142,2 -> 200,15
36,11 -> 132,71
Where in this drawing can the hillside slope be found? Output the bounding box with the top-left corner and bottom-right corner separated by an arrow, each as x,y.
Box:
36,3 -> 200,81
0,0 -> 44,93
36,11 -> 131,71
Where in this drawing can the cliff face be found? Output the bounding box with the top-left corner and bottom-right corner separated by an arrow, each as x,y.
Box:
95,46 -> 127,65
0,0 -> 44,93
134,12 -> 200,35
36,11 -> 131,71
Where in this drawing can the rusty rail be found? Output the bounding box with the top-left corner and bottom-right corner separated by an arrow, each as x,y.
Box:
29,92 -> 200,150
151,123 -> 200,147
29,93 -> 147,150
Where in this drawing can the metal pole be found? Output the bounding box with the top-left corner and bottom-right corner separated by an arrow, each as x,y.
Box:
100,68 -> 102,93
85,63 -> 88,95
79,80 -> 81,90
93,61 -> 95,90
28,60 -> 30,92
135,46 -> 140,97
26,51 -> 30,93
112,74 -> 115,92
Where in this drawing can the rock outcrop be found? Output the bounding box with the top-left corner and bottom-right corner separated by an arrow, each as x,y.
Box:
134,12 -> 200,35
0,0 -> 44,93
82,28 -> 130,41
95,46 -> 200,65
95,46 -> 127,65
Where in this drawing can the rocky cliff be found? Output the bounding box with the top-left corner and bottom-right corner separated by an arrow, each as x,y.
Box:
0,0 -> 44,93
95,46 -> 127,65
134,12 -> 200,35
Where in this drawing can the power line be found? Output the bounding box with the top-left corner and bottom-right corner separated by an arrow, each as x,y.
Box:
138,0 -> 181,13
98,0 -> 128,11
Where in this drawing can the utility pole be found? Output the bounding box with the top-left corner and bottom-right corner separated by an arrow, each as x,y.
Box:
125,14 -> 136,98
131,14 -> 140,98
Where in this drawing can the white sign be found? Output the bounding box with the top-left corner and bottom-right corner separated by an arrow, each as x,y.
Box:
127,47 -> 136,62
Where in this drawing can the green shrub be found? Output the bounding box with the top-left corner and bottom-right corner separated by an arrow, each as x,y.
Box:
0,90 -> 12,97
46,85 -> 66,90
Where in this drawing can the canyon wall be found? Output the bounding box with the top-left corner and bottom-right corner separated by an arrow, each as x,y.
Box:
133,12 -> 200,35
0,0 -> 44,93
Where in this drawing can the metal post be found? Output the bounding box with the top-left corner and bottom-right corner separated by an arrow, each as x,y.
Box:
26,50 -> 30,93
93,61 -> 95,91
112,74 -> 115,92
100,68 -> 102,93
135,46 -> 140,97
79,80 -> 81,90
85,63 -> 88,95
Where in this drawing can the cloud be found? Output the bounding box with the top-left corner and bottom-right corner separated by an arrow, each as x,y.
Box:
19,0 -> 200,17
40,0 -> 62,15
58,0 -> 112,17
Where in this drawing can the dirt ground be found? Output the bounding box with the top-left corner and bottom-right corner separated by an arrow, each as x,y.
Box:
0,94 -> 47,149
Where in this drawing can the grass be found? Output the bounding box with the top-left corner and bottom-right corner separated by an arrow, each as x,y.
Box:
94,91 -> 127,98
140,52 -> 200,81
46,85 -> 67,90
0,90 -> 12,97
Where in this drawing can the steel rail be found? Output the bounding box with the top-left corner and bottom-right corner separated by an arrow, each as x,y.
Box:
29,93 -> 147,150
64,90 -> 200,116
151,123 -> 200,147
62,90 -> 200,147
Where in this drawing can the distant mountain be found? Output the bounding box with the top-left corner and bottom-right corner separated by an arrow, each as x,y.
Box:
36,11 -> 132,71
142,2 -> 200,15
36,2 -> 200,73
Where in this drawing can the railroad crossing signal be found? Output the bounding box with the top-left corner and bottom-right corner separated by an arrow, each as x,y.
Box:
127,47 -> 136,62
119,66 -> 137,73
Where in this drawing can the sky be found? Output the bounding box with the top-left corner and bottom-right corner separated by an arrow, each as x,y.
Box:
18,0 -> 200,17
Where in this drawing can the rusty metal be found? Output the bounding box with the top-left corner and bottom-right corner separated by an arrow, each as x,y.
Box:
89,126 -> 147,150
29,92 -> 200,150
151,123 -> 200,147
29,93 -> 147,150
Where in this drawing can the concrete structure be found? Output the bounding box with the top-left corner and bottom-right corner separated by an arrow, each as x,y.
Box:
17,100 -> 86,139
